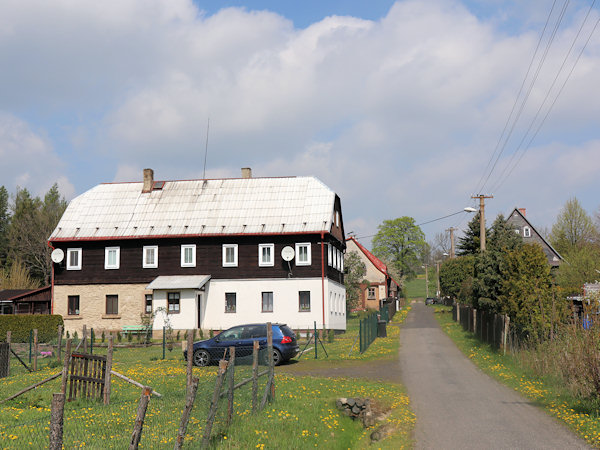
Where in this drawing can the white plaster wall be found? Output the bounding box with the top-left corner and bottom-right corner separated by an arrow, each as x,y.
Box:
149,278 -> 347,332
201,278 -> 347,331
152,289 -> 198,331
326,279 -> 346,330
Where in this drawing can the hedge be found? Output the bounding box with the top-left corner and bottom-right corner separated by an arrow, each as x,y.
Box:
0,315 -> 64,343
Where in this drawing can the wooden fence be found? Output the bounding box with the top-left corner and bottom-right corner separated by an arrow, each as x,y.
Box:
453,303 -> 510,351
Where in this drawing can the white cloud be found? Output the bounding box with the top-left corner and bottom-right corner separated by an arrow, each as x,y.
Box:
0,113 -> 74,198
0,0 -> 599,242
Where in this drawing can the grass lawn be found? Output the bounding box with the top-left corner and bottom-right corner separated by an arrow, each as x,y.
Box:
433,305 -> 600,448
0,310 -> 414,449
403,274 -> 436,300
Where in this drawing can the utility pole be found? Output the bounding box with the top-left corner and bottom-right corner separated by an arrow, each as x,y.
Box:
424,264 -> 429,298
471,194 -> 493,251
436,261 -> 441,298
447,227 -> 456,259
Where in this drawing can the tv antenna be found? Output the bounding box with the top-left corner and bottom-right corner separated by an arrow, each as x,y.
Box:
203,117 -> 210,179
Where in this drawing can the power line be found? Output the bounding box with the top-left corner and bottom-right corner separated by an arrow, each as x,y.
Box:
494,8 -> 600,191
477,0 -> 570,194
472,0 -> 559,195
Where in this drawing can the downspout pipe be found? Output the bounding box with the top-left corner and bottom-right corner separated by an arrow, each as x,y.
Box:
47,241 -> 55,314
321,231 -> 326,331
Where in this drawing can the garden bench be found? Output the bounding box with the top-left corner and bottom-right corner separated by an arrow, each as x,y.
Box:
121,325 -> 152,337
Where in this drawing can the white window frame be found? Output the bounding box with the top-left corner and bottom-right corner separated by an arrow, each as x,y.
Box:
328,244 -> 333,266
143,246 -> 158,268
104,247 -> 120,270
181,244 -> 196,267
258,244 -> 274,267
67,248 -> 82,270
340,250 -> 344,272
523,226 -> 531,238
295,243 -> 311,266
222,244 -> 238,267
261,291 -> 274,313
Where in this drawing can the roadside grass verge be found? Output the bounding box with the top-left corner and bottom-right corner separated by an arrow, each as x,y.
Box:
0,311 -> 414,449
433,306 -> 600,448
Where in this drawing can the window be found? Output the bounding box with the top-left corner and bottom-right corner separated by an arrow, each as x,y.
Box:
328,244 -> 333,266
368,287 -> 376,299
225,292 -> 236,313
262,291 -> 273,312
106,295 -> 118,315
145,294 -> 153,314
340,250 -> 344,272
143,246 -> 158,268
105,247 -> 120,269
168,292 -> 180,314
523,226 -> 531,238
295,243 -> 311,266
67,248 -> 82,270
222,244 -> 238,267
299,291 -> 311,311
68,295 -> 80,315
181,245 -> 196,267
258,244 -> 274,267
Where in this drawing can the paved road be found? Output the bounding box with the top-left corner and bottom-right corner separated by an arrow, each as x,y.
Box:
400,301 -> 589,450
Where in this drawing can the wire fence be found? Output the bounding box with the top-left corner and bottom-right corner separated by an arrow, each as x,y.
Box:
1,332 -> 274,449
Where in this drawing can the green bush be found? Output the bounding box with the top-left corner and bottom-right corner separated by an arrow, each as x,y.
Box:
0,315 -> 64,343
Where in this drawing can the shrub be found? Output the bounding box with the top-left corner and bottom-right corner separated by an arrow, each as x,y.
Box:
127,332 -> 133,343
176,330 -> 181,341
198,329 -> 204,340
101,331 -> 106,343
327,329 -> 335,343
117,332 -> 122,343
0,315 -> 64,343
209,329 -> 214,339
73,331 -> 79,343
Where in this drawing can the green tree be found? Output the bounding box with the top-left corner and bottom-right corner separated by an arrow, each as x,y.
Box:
0,186 -> 9,267
550,197 -> 597,255
372,217 -> 427,280
471,215 -> 523,313
344,250 -> 367,311
457,212 -> 488,255
500,244 -> 566,338
439,255 -> 475,302
556,245 -> 600,296
8,184 -> 67,284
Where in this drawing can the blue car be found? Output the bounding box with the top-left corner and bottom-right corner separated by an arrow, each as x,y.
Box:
184,323 -> 299,367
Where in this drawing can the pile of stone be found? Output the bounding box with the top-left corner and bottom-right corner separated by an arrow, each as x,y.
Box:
336,397 -> 376,427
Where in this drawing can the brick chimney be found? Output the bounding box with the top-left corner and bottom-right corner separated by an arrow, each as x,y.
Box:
518,208 -> 526,217
143,168 -> 154,193
241,167 -> 252,179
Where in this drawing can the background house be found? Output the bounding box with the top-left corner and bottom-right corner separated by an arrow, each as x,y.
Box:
0,287 -> 51,315
506,208 -> 562,267
49,169 -> 347,336
345,236 -> 400,310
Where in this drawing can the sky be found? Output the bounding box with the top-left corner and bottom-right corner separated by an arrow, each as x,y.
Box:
1,0 -> 599,249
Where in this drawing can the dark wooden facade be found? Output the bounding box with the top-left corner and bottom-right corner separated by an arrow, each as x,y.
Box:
54,234 -> 345,285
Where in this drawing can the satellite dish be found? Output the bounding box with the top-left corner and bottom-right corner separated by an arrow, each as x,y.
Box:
281,246 -> 295,262
51,248 -> 64,263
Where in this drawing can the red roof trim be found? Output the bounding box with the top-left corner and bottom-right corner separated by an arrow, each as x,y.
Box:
49,230 -> 332,243
6,285 -> 51,301
346,237 -> 402,288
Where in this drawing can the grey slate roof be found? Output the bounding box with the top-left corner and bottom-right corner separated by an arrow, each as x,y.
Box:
49,176 -> 337,241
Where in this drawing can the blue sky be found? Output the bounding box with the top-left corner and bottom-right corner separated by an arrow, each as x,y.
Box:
1,0 -> 599,249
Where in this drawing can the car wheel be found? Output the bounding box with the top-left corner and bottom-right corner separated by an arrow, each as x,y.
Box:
193,349 -> 210,367
272,349 -> 282,366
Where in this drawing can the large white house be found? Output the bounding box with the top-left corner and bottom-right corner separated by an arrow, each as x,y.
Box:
49,169 -> 347,335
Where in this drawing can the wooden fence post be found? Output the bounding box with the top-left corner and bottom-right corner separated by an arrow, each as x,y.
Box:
227,346 -> 235,426
175,377 -> 199,450
6,331 -> 10,377
503,315 -> 510,356
33,329 -> 38,372
49,393 -> 66,450
82,325 -> 87,353
201,360 -> 228,448
186,330 -> 194,391
252,341 -> 259,413
57,325 -> 63,363
61,339 -> 72,395
129,386 -> 152,450
260,323 -> 274,409
104,335 -> 114,405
